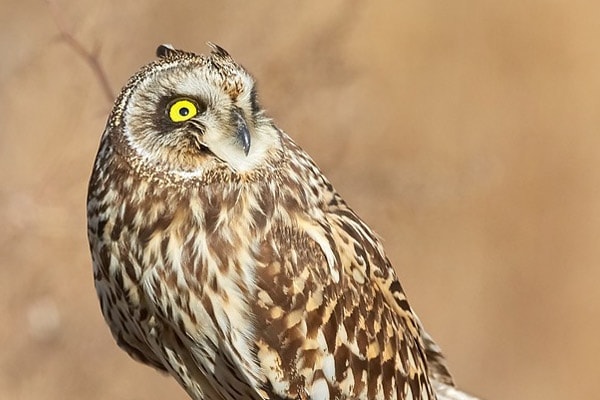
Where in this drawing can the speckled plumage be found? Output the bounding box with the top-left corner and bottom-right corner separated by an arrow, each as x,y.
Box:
87,44 -> 479,400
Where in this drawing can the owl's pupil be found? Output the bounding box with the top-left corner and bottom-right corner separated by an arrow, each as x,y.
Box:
179,108 -> 189,116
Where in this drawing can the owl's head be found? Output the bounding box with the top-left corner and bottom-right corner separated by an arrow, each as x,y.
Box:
107,43 -> 280,179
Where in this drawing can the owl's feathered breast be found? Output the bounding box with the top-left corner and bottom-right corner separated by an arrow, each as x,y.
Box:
88,134 -> 276,399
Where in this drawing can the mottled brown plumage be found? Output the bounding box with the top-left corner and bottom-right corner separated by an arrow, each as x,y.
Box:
87,44 -> 479,400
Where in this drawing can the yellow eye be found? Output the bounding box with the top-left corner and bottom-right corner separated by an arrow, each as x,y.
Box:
168,99 -> 198,122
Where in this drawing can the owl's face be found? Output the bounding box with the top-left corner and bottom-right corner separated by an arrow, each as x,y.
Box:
110,44 -> 279,178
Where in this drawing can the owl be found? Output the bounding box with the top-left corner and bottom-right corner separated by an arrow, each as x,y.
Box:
87,43 -> 479,400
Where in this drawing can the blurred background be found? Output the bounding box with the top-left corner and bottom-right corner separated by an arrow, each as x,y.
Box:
1,1 -> 599,399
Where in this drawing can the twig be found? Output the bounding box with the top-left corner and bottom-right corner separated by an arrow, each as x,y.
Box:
46,0 -> 115,104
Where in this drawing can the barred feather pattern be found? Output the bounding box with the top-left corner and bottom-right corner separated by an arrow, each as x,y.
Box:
87,44 -> 479,400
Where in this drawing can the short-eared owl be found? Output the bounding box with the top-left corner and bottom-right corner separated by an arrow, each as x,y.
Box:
87,43 -> 479,400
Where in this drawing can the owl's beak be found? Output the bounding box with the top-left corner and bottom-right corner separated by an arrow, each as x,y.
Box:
233,107 -> 251,156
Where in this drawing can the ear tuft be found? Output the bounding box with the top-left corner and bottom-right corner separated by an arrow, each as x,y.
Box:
207,42 -> 233,60
156,44 -> 197,59
156,44 -> 177,58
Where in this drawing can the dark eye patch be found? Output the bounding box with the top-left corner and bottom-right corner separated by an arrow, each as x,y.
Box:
152,95 -> 207,132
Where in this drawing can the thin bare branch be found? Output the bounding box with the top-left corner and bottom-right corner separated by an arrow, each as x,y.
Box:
46,0 -> 115,104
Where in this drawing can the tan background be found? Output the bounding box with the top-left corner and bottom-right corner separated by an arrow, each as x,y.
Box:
1,1 -> 599,399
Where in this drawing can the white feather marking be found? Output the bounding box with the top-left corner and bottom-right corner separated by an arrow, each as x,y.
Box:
316,329 -> 328,351
298,219 -> 338,281
310,378 -> 330,400
322,353 -> 336,383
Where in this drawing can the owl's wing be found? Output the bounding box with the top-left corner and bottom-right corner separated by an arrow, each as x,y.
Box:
252,208 -> 437,400
325,196 -> 459,392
